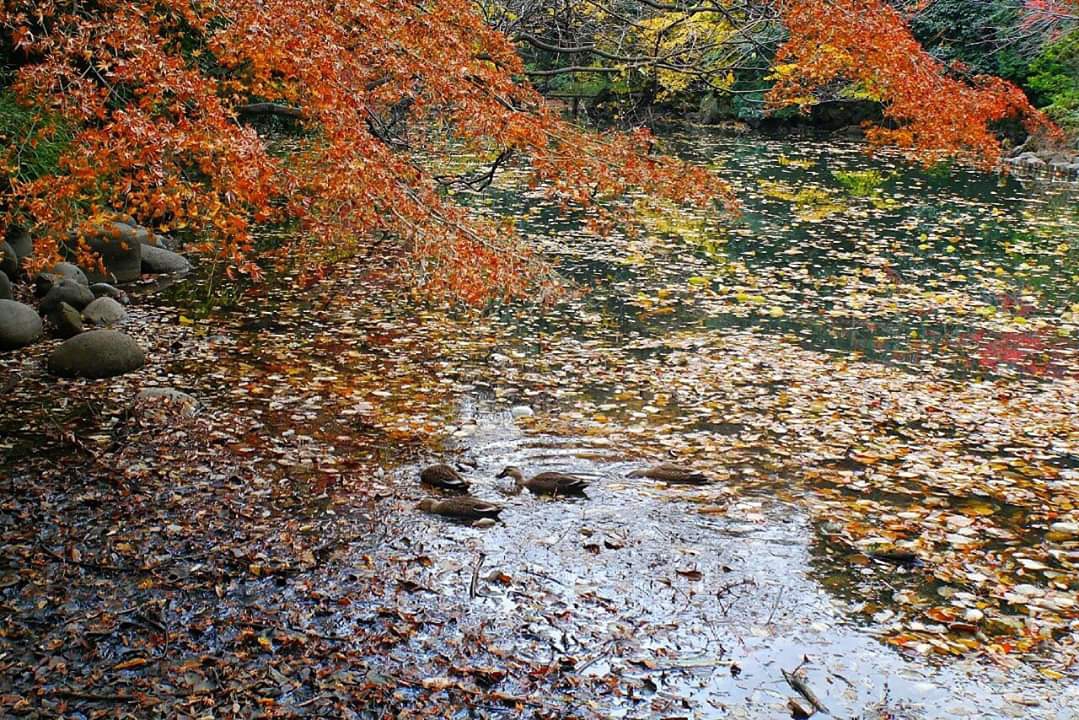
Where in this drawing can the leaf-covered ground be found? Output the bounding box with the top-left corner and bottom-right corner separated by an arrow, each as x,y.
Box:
1,135 -> 1077,717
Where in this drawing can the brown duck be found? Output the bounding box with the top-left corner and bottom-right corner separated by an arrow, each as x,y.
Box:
420,463 -> 470,492
627,462 -> 710,485
497,465 -> 589,496
417,496 -> 502,520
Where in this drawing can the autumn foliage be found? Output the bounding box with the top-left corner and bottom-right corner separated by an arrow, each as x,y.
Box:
768,0 -> 1057,165
0,0 -> 731,302
0,0 -> 1061,302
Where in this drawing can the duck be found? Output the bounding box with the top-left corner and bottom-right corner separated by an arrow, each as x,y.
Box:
417,496 -> 502,520
627,461 -> 711,485
497,465 -> 589,496
419,463 -> 470,492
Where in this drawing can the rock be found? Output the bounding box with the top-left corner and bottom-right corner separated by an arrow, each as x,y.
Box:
0,299 -> 43,350
1016,152 -> 1046,169
89,282 -> 130,304
6,226 -> 32,260
0,271 -> 10,301
82,296 -> 127,326
135,387 -> 198,417
1,241 -> 17,278
76,222 -> 144,283
140,244 -> 191,274
510,404 -> 534,418
48,301 -> 83,339
35,262 -> 89,296
47,330 -> 145,378
149,233 -> 182,251
40,278 -> 95,314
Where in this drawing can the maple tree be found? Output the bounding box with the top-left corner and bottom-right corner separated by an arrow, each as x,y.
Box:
767,0 -> 1059,164
0,0 -> 1061,302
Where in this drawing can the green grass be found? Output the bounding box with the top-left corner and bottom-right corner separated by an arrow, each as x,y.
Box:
0,90 -> 73,183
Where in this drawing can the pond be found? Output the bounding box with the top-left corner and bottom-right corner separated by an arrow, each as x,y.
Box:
11,131 -> 1072,717
360,133 -> 1079,717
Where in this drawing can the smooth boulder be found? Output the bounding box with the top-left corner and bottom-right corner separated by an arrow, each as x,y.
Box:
141,244 -> 191,274
0,299 -> 43,350
48,301 -> 83,339
90,282 -> 129,305
35,262 -> 89,296
40,278 -> 95,314
75,222 -> 144,283
82,296 -> 126,326
47,330 -> 145,378
0,241 -> 17,278
6,226 -> 32,260
0,270 -> 10,301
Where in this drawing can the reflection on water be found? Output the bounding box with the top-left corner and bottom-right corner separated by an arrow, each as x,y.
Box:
387,398 -> 1075,719
475,133 -> 1078,380
147,133 -> 1078,716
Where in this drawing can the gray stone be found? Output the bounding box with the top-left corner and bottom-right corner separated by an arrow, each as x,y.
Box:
0,271 -> 10,301
89,282 -> 130,305
135,387 -> 198,417
149,233 -> 182,251
47,330 -> 145,378
35,262 -> 89,296
0,299 -> 43,351
1,241 -> 17,278
6,226 -> 32,260
48,301 -> 83,339
75,222 -> 144,283
40,279 -> 95,314
1016,152 -> 1046,168
141,244 -> 191,274
82,296 -> 126,326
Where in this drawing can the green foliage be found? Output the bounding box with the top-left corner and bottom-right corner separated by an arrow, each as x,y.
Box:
907,0 -> 1026,82
832,169 -> 887,196
0,90 -> 73,184
1026,29 -> 1079,135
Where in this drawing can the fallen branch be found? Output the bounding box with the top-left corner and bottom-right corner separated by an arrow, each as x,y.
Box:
235,103 -> 304,119
782,667 -> 830,716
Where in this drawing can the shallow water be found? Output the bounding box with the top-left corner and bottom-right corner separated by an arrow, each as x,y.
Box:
390,399 -> 1075,718
139,132 -> 1079,716
373,133 -> 1079,716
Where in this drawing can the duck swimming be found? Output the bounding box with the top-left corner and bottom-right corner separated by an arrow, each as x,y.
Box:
627,462 -> 711,485
497,465 -> 589,496
420,463 -> 470,492
417,496 -> 502,520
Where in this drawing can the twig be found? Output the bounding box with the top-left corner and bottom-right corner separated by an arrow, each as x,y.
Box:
469,552 -> 486,599
575,639 -> 615,674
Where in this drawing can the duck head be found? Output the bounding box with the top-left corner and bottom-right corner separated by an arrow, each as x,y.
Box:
416,498 -> 436,511
497,465 -> 525,485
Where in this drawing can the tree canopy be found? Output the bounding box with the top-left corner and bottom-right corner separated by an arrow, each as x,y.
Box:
0,0 -> 1065,303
